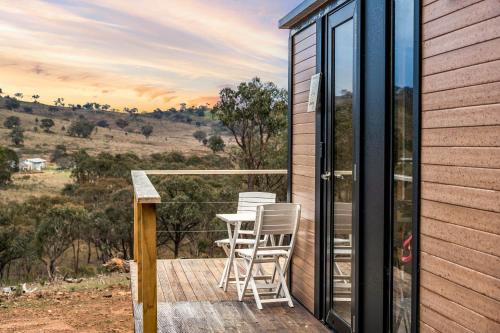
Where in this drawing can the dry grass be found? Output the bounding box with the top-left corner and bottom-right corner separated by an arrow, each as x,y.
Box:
0,167 -> 71,204
0,108 -> 224,159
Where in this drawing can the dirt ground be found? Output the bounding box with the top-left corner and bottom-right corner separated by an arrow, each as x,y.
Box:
0,274 -> 133,333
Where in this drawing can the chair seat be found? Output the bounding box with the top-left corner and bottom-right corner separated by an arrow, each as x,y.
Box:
236,248 -> 288,257
334,237 -> 351,244
334,248 -> 352,255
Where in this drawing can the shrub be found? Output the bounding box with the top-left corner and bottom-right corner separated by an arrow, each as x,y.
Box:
115,118 -> 128,129
3,116 -> 20,129
40,118 -> 55,132
192,130 -> 207,142
96,119 -> 109,128
141,125 -> 153,139
67,118 -> 95,138
9,127 -> 24,146
23,106 -> 33,113
208,135 -> 225,153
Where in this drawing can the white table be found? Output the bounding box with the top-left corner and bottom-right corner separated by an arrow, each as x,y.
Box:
216,213 -> 256,290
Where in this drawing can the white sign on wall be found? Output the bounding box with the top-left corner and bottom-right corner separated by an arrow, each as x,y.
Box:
307,73 -> 321,112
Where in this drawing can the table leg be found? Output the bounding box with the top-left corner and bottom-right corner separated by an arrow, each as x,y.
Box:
219,222 -> 234,287
223,221 -> 240,292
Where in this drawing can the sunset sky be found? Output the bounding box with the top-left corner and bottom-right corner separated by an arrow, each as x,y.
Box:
0,0 -> 302,111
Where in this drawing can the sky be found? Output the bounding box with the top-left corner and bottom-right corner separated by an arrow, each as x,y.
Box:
0,0 -> 302,111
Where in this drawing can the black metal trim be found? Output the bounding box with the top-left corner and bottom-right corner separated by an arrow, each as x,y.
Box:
411,0 -> 422,331
288,0 -> 349,34
314,17 -> 325,321
287,31 -> 294,295
388,1 -> 421,332
287,32 -> 293,206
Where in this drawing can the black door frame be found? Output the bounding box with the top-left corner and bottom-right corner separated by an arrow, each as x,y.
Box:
319,1 -> 358,332
315,0 -> 391,332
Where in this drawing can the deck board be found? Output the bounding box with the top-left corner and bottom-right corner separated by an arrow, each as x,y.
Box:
130,259 -> 329,332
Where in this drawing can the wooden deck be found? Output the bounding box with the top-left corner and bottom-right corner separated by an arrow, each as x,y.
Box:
130,258 -> 330,332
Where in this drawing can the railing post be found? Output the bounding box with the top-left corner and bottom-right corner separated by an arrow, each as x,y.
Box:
137,201 -> 143,303
133,194 -> 139,261
140,203 -> 157,333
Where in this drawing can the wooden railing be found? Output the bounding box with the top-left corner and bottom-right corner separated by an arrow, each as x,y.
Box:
131,169 -> 287,333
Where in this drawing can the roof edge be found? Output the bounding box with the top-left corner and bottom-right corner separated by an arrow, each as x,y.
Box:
279,0 -> 329,29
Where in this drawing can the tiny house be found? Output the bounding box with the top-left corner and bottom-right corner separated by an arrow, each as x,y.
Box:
280,0 -> 500,332
21,158 -> 47,172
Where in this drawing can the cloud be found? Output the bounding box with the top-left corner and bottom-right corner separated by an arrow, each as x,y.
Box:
0,0 -> 299,109
188,96 -> 219,107
134,85 -> 176,101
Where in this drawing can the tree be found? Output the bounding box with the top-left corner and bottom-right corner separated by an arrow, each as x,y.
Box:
51,145 -> 72,169
0,88 -> 3,96
32,94 -> 40,103
141,125 -> 153,139
9,127 -> 24,146
96,119 -> 109,128
0,205 -> 32,279
208,135 -> 225,153
0,146 -> 18,185
211,77 -> 287,189
192,130 -> 207,142
40,118 -> 55,133
54,97 -> 65,107
115,118 -> 128,129
35,203 -> 88,279
155,176 -> 218,258
67,118 -> 95,138
14,92 -> 23,100
101,104 -> 110,111
4,97 -> 20,110
3,116 -> 20,129
124,107 -> 138,118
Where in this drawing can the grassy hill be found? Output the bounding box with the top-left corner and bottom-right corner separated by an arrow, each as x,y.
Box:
0,97 -> 229,160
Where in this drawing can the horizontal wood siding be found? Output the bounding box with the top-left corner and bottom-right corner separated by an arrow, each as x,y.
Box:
420,1 -> 500,331
290,23 -> 316,313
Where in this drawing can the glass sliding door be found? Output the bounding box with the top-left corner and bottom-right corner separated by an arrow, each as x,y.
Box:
323,2 -> 356,332
392,0 -> 415,332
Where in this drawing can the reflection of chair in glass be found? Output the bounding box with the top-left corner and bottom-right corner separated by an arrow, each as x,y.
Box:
395,234 -> 412,332
333,202 -> 352,302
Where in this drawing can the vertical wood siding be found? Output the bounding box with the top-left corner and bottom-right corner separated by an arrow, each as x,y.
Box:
420,1 -> 500,331
291,23 -> 317,313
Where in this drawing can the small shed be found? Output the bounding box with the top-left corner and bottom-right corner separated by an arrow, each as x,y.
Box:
21,158 -> 47,172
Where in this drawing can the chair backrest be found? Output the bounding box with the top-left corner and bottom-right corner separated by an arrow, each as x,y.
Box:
254,203 -> 301,245
334,202 -> 352,235
237,192 -> 276,214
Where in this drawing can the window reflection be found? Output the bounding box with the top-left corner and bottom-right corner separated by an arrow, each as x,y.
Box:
392,0 -> 414,332
332,18 -> 354,325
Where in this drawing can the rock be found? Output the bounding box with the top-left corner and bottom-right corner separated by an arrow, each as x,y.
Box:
103,292 -> 112,298
103,258 -> 130,273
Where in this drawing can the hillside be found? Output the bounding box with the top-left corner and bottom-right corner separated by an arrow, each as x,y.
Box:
0,97 -> 229,160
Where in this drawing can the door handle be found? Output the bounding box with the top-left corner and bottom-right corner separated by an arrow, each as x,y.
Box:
321,171 -> 331,180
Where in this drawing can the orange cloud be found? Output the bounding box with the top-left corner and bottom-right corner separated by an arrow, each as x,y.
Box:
188,96 -> 219,107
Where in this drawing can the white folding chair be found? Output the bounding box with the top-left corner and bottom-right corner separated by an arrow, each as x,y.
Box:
215,192 -> 276,254
234,203 -> 301,310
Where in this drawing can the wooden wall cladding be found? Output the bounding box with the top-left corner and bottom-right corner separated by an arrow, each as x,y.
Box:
290,23 -> 317,313
420,1 -> 500,331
